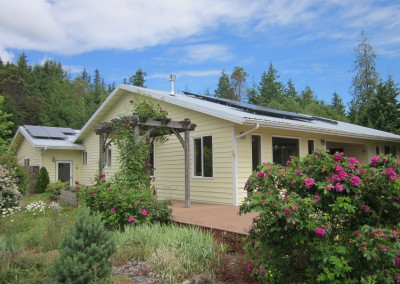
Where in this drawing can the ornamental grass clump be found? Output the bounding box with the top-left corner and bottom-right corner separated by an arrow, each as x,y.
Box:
240,151 -> 400,283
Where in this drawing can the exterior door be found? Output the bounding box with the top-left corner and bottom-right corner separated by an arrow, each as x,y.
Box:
56,161 -> 72,186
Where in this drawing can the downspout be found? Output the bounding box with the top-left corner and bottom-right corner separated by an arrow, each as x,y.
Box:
232,123 -> 259,206
235,123 -> 260,140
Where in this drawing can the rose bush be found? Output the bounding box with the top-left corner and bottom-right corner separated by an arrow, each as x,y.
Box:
77,174 -> 171,229
240,151 -> 400,283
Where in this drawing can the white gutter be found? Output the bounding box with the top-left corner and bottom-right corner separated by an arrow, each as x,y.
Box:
244,119 -> 400,143
235,123 -> 260,140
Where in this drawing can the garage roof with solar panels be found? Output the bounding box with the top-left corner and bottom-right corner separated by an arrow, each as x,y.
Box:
24,125 -> 77,140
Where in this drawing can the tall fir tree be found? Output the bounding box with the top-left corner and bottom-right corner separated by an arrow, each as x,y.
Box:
365,76 -> 400,134
329,92 -> 347,121
129,68 -> 147,87
349,31 -> 379,124
256,62 -> 284,105
0,96 -> 14,153
215,70 -> 234,100
284,79 -> 298,99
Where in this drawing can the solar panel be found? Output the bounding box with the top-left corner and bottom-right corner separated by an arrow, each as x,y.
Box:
57,127 -> 77,135
24,126 -> 67,139
182,92 -> 338,125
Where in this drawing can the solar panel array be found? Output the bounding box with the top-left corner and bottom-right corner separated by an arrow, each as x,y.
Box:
182,91 -> 338,125
24,125 -> 76,140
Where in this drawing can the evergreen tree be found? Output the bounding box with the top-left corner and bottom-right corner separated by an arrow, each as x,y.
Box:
299,85 -> 316,105
330,92 -> 347,121
129,68 -> 146,87
215,70 -> 234,100
284,79 -> 298,99
0,96 -> 14,153
49,208 -> 116,284
349,31 -> 379,124
365,76 -> 400,134
230,66 -> 248,101
256,62 -> 284,105
35,167 -> 50,193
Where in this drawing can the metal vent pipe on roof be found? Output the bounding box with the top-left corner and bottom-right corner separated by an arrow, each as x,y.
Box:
169,74 -> 176,96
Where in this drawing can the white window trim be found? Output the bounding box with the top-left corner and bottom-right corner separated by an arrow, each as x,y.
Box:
376,145 -> 382,155
192,134 -> 214,179
307,138 -> 316,155
24,159 -> 30,167
82,151 -> 88,166
105,147 -> 112,168
271,136 -> 301,165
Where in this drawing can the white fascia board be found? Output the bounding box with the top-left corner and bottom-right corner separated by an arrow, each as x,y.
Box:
72,85 -> 124,143
245,119 -> 400,143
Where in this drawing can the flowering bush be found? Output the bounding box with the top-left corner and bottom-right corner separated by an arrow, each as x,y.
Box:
0,164 -> 22,210
77,175 -> 172,229
240,151 -> 400,283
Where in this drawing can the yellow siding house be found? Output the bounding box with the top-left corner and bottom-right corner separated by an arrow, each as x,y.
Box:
12,85 -> 400,205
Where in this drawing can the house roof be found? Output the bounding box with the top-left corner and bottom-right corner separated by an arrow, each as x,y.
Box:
12,125 -> 85,150
74,85 -> 400,143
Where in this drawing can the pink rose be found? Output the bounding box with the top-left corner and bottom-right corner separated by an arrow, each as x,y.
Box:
110,208 -> 115,213
142,209 -> 148,216
315,228 -> 326,237
257,172 -> 265,178
350,176 -> 361,187
128,216 -> 135,222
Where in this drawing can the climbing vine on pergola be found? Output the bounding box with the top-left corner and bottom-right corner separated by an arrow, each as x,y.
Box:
93,113 -> 197,208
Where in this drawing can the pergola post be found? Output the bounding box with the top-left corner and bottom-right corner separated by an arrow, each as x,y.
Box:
99,133 -> 105,174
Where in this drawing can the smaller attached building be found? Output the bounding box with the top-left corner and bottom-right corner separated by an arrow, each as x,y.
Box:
12,125 -> 85,186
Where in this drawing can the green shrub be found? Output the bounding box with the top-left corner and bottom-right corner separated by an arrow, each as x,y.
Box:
35,167 -> 50,193
0,154 -> 29,195
49,208 -> 115,284
46,181 -> 68,200
240,151 -> 400,283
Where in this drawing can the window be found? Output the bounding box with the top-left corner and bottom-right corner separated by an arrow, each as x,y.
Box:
272,137 -> 299,166
376,146 -> 381,155
194,135 -> 213,177
24,159 -> 30,167
384,146 -> 397,156
308,140 -> 315,155
105,148 -> 112,167
82,151 -> 88,165
252,135 -> 261,171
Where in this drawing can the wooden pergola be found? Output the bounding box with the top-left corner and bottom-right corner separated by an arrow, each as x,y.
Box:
93,113 -> 197,208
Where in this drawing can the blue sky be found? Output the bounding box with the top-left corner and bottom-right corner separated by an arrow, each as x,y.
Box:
1,0 -> 399,107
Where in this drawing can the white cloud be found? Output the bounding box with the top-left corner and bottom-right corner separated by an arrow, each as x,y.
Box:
170,44 -> 233,64
0,46 -> 14,63
0,0 -> 399,58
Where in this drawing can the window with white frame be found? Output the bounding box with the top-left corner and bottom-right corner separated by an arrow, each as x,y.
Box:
105,148 -> 112,167
252,135 -> 261,171
82,151 -> 88,165
24,159 -> 30,167
194,135 -> 213,177
384,146 -> 397,156
272,137 -> 299,166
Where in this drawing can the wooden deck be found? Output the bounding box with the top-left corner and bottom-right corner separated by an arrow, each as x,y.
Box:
170,200 -> 258,235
